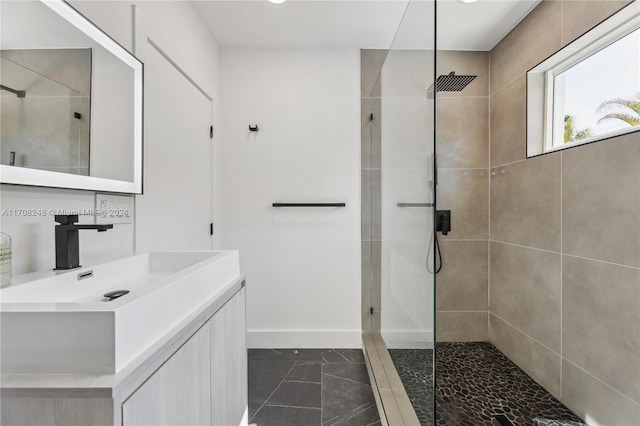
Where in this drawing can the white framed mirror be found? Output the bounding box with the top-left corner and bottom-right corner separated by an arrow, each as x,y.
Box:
0,0 -> 143,194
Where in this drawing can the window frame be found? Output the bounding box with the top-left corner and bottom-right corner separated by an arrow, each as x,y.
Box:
526,2 -> 640,158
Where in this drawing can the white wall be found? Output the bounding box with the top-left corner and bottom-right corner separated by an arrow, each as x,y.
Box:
219,48 -> 361,348
73,1 -> 224,252
0,1 -> 223,275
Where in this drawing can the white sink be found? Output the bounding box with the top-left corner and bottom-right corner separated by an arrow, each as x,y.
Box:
0,250 -> 240,374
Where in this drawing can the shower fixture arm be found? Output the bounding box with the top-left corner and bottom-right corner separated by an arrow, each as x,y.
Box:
0,84 -> 26,98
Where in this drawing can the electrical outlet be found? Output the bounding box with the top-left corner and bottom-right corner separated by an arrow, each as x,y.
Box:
95,194 -> 133,225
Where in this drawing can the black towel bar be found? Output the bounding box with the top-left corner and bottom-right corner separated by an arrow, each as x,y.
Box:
397,203 -> 434,207
273,203 -> 346,208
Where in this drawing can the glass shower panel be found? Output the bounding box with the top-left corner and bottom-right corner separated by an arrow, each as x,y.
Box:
380,48 -> 435,352
379,0 -> 436,424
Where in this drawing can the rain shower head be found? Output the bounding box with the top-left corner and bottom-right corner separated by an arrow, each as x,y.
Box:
427,72 -> 476,98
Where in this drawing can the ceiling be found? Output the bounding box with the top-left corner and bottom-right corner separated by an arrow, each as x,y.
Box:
192,0 -> 541,51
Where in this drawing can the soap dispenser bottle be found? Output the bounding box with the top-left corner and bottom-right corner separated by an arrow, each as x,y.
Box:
1,232 -> 12,287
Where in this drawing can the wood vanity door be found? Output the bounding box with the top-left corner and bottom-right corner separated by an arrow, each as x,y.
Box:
121,324 -> 211,426
210,287 -> 248,425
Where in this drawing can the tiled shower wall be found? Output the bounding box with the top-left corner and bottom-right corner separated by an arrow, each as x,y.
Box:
435,51 -> 489,342
1,49 -> 91,174
488,0 -> 640,423
361,49 -> 386,334
360,50 -> 490,341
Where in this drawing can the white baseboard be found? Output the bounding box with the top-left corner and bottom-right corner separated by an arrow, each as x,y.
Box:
247,330 -> 362,349
381,329 -> 434,349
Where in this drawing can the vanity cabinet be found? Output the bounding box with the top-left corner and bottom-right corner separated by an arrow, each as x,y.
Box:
1,280 -> 247,426
210,287 -> 247,426
122,324 -> 212,425
122,287 -> 247,426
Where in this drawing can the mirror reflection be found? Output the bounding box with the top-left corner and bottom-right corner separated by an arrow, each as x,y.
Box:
1,49 -> 92,175
0,0 -> 142,192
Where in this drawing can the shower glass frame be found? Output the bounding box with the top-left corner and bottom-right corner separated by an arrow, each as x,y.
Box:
361,0 -> 437,423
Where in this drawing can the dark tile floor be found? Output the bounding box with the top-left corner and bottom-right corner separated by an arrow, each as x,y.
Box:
248,349 -> 381,426
390,342 -> 587,426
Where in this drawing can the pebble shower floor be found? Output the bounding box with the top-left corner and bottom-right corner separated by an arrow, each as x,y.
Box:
390,342 -> 586,426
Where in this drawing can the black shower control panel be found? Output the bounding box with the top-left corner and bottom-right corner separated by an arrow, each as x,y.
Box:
436,210 -> 451,235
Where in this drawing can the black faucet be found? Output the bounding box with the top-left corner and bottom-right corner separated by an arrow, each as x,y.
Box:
54,215 -> 113,270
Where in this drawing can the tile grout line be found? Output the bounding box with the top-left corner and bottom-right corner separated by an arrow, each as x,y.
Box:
490,73 -> 523,99
327,403 -> 373,426
321,357 -> 324,424
437,95 -> 490,100
264,404 -> 322,410
490,240 -> 640,270
441,238 -> 490,242
437,167 -> 491,171
487,49 -> 492,338
490,240 -> 562,255
334,350 -> 353,363
490,312 -> 561,358
491,157 -> 527,169
563,358 -> 640,408
560,0 -> 564,47
322,372 -> 371,387
560,150 -> 563,397
560,247 -> 639,270
248,361 -> 298,423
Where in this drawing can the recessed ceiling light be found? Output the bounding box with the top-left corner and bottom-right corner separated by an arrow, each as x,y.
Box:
267,0 -> 287,4
458,0 -> 480,3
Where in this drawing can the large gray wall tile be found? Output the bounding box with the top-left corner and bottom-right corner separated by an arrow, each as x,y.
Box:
381,50 -> 434,98
361,98 -> 381,169
371,240 -> 381,313
490,153 -> 561,251
490,76 -> 526,167
436,51 -> 489,98
436,240 -> 488,311
437,97 -> 489,169
362,239 -> 372,312
561,0 -> 633,46
361,49 -> 387,98
490,0 -> 561,94
2,49 -> 92,95
437,311 -> 488,342
361,169 -> 381,241
562,359 -> 640,425
362,311 -> 372,334
487,0 -> 640,416
562,255 -> 640,402
489,314 -> 561,398
1,96 -> 87,169
562,133 -> 640,267
381,97 -> 434,169
437,169 -> 488,240
490,242 -> 561,352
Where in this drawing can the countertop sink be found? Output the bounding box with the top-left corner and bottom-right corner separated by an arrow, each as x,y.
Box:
0,250 -> 240,374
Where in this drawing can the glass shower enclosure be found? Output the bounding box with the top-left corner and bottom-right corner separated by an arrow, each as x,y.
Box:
361,0 -> 436,424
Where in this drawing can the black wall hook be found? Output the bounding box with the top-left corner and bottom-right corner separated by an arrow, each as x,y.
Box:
249,124 -> 259,132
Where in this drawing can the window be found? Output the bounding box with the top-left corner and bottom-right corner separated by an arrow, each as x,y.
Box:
527,3 -> 640,156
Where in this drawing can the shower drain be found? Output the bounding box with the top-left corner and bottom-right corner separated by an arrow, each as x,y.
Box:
494,414 -> 515,426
